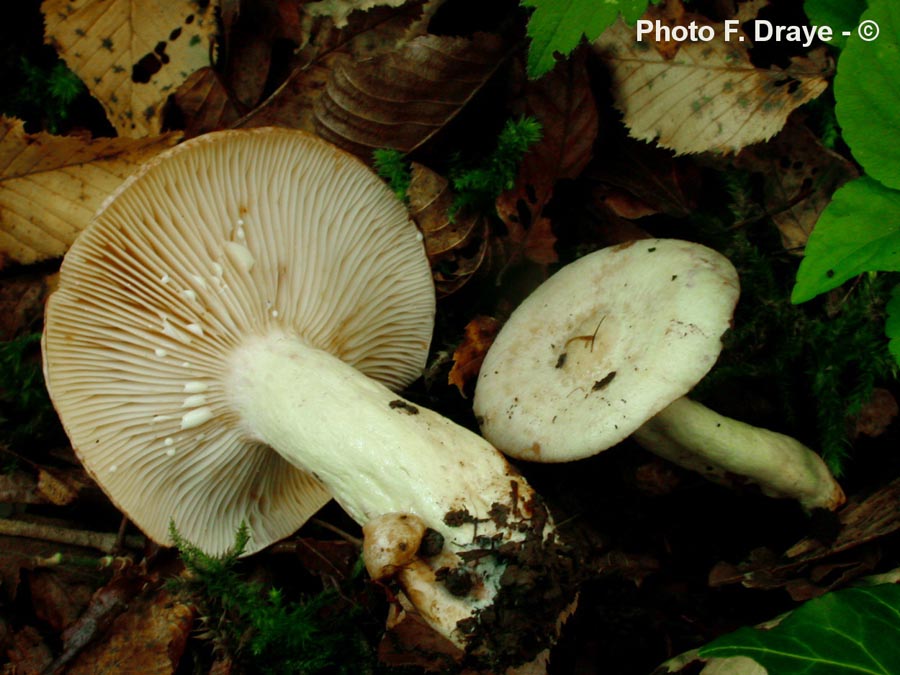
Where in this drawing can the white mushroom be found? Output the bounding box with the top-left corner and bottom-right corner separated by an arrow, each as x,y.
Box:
473,239 -> 845,511
42,128 -> 574,665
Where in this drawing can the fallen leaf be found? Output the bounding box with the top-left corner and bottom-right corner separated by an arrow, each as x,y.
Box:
240,2 -> 509,160
5,626 -> 54,675
0,271 -> 53,338
36,468 -> 80,506
407,163 -> 489,296
732,120 -> 859,253
239,2 -> 429,135
28,569 -> 95,632
496,48 -> 598,266
0,118 -> 181,265
66,588 -> 194,675
42,0 -> 218,137
448,316 -> 500,397
852,388 -> 898,438
593,8 -> 830,155
587,132 -> 700,219
308,0 -> 413,28
173,68 -> 244,138
709,478 -> 900,596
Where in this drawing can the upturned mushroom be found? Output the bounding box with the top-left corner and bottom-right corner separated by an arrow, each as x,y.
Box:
473,239 -> 844,511
42,128 -> 575,665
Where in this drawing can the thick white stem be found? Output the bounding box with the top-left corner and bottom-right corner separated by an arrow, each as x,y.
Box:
226,331 -> 556,653
632,397 -> 845,511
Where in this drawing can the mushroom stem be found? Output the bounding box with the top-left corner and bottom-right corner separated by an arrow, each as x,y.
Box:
228,331 -> 570,660
632,396 -> 845,511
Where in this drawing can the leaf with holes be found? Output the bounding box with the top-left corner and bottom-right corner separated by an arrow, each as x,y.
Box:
42,0 -> 217,137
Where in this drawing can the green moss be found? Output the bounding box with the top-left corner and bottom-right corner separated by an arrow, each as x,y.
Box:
169,523 -> 371,675
1,57 -> 85,133
696,188 -> 898,477
448,115 -> 542,215
372,149 -> 412,202
0,333 -> 59,450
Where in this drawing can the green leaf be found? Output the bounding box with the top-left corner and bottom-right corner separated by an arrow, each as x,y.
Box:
792,177 -> 900,303
804,0 -> 867,49
521,0 -> 652,78
835,0 -> 900,190
700,584 -> 900,674
887,283 -> 900,364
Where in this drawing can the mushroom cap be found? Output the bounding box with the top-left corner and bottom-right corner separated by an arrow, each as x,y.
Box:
473,239 -> 739,462
43,128 -> 436,555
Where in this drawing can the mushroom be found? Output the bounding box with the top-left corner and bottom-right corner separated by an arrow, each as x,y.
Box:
42,128 -> 575,664
473,239 -> 844,511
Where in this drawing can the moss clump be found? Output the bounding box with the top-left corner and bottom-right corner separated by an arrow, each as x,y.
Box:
0,333 -> 59,450
169,523 -> 371,675
697,222 -> 897,477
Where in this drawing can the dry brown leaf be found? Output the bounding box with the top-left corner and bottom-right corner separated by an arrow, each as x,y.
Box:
0,118 -> 181,265
173,68 -> 244,138
42,0 -> 217,137
241,2 -> 508,160
448,316 -> 500,398
29,569 -> 95,632
593,9 -> 830,155
36,468 -> 80,506
407,163 -> 488,296
733,120 -> 859,252
853,388 -> 898,439
239,3 -> 428,134
314,33 -> 509,157
0,271 -> 53,337
308,0 -> 414,28
496,49 -> 598,267
5,626 -> 54,675
66,588 -> 194,675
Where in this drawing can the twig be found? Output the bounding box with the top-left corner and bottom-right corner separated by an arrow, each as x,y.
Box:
0,518 -> 145,553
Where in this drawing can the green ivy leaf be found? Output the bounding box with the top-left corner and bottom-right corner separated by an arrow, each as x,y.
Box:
792,177 -> 900,303
521,0 -> 652,78
803,0 -> 867,49
835,0 -> 900,190
700,584 -> 900,674
887,284 -> 900,363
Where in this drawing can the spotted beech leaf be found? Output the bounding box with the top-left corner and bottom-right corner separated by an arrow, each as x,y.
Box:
42,0 -> 217,137
593,10 -> 830,155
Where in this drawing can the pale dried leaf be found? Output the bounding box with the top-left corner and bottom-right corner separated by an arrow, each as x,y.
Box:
42,0 -> 217,137
37,469 -> 79,506
0,118 -> 181,265
593,14 -> 829,155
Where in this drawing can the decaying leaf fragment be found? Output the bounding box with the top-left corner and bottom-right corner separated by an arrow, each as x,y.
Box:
732,120 -> 858,253
0,117 -> 181,265
496,48 -> 599,267
593,9 -> 830,155
448,316 -> 500,397
407,162 -> 489,296
42,0 -> 217,137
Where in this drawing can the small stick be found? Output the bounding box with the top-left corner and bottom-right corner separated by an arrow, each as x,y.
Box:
0,518 -> 145,553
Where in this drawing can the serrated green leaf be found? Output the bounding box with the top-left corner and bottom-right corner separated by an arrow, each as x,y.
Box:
700,584 -> 900,675
804,0 -> 867,49
835,0 -> 900,190
887,283 -> 900,364
792,177 -> 900,303
521,0 -> 652,78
